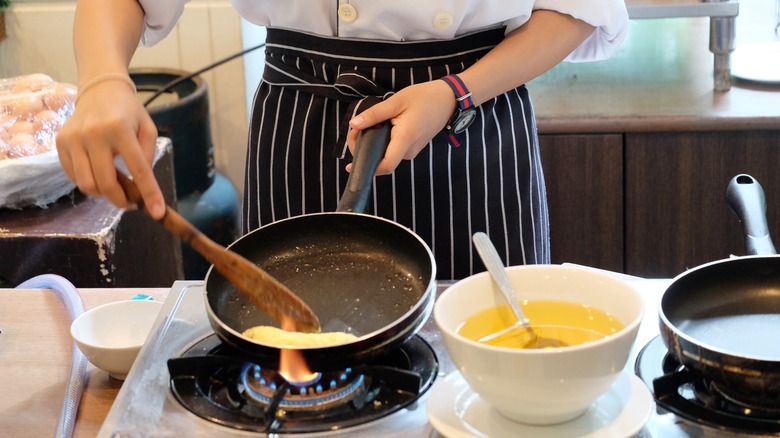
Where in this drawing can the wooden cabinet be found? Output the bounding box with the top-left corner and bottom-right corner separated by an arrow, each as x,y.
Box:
625,130 -> 780,277
538,134 -> 624,273
540,130 -> 780,278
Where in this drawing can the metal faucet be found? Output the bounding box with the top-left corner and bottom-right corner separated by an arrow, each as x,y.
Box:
776,0 -> 779,33
710,15 -> 736,91
704,0 -> 737,91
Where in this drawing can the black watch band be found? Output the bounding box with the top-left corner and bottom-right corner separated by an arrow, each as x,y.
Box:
440,74 -> 477,147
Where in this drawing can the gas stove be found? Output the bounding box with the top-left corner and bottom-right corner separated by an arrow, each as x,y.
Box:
99,278 -> 780,437
99,281 -> 448,437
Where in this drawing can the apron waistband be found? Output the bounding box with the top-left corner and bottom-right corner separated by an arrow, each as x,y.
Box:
263,27 -> 506,68
260,27 -> 506,157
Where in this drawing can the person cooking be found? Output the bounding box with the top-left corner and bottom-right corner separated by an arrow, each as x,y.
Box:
56,1 -> 629,280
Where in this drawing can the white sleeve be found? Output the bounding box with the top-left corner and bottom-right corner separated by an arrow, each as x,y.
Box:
136,0 -> 190,47
507,0 -> 629,62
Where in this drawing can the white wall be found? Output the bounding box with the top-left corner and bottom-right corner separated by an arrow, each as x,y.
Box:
240,20 -> 266,118
0,0 -> 256,199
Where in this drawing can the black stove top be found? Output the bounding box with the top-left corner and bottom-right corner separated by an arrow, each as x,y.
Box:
635,335 -> 780,436
168,334 -> 438,434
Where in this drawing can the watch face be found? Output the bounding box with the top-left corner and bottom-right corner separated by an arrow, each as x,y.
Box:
451,108 -> 477,134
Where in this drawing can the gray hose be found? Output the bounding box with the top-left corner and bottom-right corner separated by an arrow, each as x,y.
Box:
17,274 -> 86,438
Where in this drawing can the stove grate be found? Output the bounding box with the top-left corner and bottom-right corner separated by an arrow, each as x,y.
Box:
635,336 -> 780,435
167,334 -> 438,434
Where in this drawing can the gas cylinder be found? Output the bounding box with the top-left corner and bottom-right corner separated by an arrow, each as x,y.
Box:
130,68 -> 240,280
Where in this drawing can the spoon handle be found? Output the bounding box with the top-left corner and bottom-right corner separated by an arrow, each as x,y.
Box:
116,171 -> 321,333
472,232 -> 530,325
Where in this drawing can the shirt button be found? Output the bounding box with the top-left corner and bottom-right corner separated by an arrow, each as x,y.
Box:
433,12 -> 454,30
338,4 -> 358,23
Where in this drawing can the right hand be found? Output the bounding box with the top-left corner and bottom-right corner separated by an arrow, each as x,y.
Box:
56,77 -> 166,219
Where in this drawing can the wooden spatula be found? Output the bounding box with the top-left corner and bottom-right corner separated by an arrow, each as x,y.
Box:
116,172 -> 320,333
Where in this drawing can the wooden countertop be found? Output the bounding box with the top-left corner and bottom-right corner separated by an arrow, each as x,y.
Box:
0,287 -> 168,438
530,0 -> 780,133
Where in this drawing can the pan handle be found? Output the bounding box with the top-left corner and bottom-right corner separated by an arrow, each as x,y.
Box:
337,122 -> 391,213
725,174 -> 777,255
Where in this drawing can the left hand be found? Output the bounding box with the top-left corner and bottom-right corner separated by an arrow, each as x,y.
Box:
346,79 -> 457,175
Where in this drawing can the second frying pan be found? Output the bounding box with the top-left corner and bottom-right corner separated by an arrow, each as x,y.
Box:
659,174 -> 780,403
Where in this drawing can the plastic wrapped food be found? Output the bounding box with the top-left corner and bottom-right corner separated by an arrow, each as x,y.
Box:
0,74 -> 77,209
0,73 -> 76,160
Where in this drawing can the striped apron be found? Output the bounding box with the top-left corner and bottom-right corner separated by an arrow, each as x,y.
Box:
243,27 -> 550,280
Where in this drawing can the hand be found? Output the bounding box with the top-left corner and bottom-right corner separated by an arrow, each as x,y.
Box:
346,79 -> 456,175
56,79 -> 165,219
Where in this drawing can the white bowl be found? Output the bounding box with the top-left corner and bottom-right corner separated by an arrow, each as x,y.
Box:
434,264 -> 643,425
70,300 -> 163,380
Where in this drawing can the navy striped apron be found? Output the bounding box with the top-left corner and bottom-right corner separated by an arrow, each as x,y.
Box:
243,27 -> 550,280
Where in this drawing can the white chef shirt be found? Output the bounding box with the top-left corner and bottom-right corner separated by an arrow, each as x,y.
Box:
138,0 -> 629,62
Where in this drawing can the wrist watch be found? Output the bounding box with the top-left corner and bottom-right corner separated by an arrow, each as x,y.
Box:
440,74 -> 476,147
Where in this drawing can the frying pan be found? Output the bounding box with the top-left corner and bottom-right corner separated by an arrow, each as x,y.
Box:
204,123 -> 437,370
659,174 -> 780,404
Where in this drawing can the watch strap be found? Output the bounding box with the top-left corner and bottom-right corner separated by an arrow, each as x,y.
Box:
446,128 -> 462,148
440,74 -> 474,147
440,74 -> 474,111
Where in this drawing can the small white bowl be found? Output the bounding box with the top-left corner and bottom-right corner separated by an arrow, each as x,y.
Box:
434,264 -> 644,425
70,299 -> 163,380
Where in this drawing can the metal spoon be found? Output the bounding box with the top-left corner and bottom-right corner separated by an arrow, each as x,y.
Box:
472,232 -> 537,346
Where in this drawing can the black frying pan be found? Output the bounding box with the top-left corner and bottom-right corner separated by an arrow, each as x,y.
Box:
204,123 -> 437,370
659,174 -> 780,403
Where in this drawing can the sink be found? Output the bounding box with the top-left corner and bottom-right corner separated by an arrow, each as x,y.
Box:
625,0 -> 740,91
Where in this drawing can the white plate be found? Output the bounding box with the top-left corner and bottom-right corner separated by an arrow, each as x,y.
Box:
731,42 -> 780,85
427,371 -> 654,438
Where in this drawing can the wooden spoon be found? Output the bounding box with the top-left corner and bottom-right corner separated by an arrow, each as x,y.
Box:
116,172 -> 321,333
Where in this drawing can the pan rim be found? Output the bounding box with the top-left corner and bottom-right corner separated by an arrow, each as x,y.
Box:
203,284 -> 436,351
660,254 -> 780,363
204,210 -> 437,351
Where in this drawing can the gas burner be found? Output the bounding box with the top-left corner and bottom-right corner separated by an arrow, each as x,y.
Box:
241,363 -> 364,411
704,380 -> 780,419
167,334 -> 438,434
635,335 -> 780,434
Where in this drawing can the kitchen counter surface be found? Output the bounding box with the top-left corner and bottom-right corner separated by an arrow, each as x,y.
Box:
0,286 -> 168,438
530,0 -> 780,133
1,277 -> 673,437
